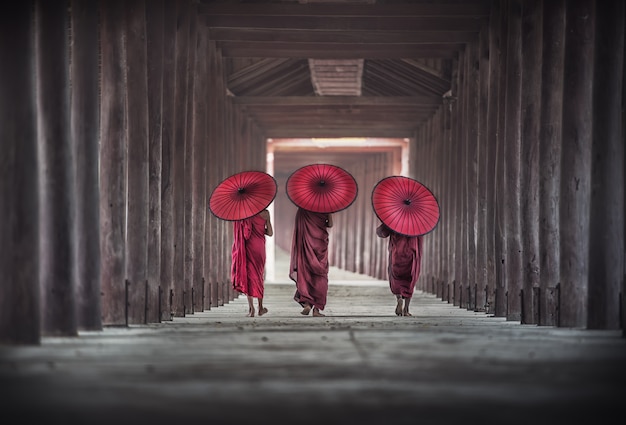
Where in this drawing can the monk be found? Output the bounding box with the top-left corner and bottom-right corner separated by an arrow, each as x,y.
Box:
231,209 -> 273,317
376,222 -> 423,317
289,207 -> 333,317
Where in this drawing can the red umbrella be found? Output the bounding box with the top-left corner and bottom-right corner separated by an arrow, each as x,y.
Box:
372,176 -> 440,236
209,170 -> 277,221
286,163 -> 358,213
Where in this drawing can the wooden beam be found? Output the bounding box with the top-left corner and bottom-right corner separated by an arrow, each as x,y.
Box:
232,95 -> 442,106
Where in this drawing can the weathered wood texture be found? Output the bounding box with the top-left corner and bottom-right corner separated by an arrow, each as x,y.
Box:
125,0 -> 150,324
145,0 -> 164,324
71,0 -> 101,331
37,0 -> 77,336
99,0 -> 127,326
559,0 -> 595,328
0,2 -> 40,344
520,0 -> 542,324
588,0 -> 624,329
538,0 -> 565,327
159,0 -> 177,321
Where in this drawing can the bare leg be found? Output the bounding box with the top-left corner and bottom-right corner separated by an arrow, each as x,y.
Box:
395,295 -> 403,316
403,297 -> 412,316
301,302 -> 312,315
312,307 -> 325,317
258,298 -> 268,316
247,295 -> 255,317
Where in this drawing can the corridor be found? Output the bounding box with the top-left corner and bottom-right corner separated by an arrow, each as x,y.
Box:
1,251 -> 624,425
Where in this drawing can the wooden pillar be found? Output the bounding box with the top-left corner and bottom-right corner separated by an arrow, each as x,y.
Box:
538,0 -> 565,326
125,0 -> 149,324
100,0 -> 127,326
465,42 -> 479,310
520,0 -> 542,324
503,0 -> 523,321
560,0 -> 595,328
0,2 -> 40,344
145,0 -> 164,324
159,0 -> 177,321
494,0 -> 509,318
485,0 -> 504,315
37,0 -> 77,336
192,24 -> 209,313
206,40 -> 219,309
588,0 -> 624,329
71,0 -> 101,330
475,21 -> 490,312
172,0 -> 190,316
183,9 -> 198,314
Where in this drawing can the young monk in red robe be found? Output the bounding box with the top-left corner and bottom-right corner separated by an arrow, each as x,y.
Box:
289,207 -> 333,317
231,209 -> 273,317
376,222 -> 423,317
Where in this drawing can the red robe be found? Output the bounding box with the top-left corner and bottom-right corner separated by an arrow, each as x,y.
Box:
289,208 -> 331,310
376,223 -> 423,299
231,213 -> 267,298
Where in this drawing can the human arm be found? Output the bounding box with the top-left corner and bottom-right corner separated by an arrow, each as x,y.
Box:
260,209 -> 273,236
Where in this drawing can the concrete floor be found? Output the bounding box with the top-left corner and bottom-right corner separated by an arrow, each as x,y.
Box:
1,255 -> 625,425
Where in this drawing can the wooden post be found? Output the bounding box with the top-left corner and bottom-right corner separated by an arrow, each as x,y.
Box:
539,0 -> 565,327
145,0 -> 164,324
588,0 -> 625,329
159,0 -> 177,321
125,0 -> 150,324
520,0 -> 543,324
71,0 -> 102,331
0,2 -> 40,344
560,0 -> 595,327
100,0 -> 127,326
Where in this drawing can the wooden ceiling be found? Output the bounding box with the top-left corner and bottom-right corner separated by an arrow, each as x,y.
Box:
197,0 -> 490,172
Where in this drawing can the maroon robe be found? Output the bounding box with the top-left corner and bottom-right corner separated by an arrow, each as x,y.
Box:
231,213 -> 267,298
289,208 -> 331,310
376,223 -> 423,299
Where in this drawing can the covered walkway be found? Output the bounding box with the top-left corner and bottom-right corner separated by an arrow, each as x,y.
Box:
2,250 -> 624,425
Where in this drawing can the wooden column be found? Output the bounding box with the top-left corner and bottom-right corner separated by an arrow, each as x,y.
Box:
37,0 -> 77,336
159,0 -> 177,321
71,0 -> 101,330
520,0 -> 542,324
503,0 -> 523,321
125,0 -> 149,324
475,24 -> 490,311
192,24 -> 209,313
100,0 -> 127,326
172,0 -> 190,316
493,0 -> 509,318
183,9 -> 198,314
0,2 -> 40,344
206,40 -> 219,309
538,0 -> 565,326
560,0 -> 595,328
145,0 -> 164,324
485,0 -> 504,315
588,0 -> 624,329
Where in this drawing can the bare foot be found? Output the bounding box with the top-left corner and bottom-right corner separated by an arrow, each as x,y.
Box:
395,299 -> 403,316
301,304 -> 312,316
403,310 -> 412,317
312,308 -> 325,317
247,307 -> 255,317
258,307 -> 268,316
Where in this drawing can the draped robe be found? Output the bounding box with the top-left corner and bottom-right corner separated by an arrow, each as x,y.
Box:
289,208 -> 331,310
231,213 -> 267,298
376,223 -> 423,299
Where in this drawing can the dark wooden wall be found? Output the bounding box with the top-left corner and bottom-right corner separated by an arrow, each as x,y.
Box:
0,0 -> 624,345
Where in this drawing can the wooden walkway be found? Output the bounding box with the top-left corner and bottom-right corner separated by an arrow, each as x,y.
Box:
1,259 -> 625,425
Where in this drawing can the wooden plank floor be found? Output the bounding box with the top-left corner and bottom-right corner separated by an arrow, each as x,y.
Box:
1,253 -> 625,425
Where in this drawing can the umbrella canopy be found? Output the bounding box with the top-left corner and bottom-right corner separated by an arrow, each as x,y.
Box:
209,170 -> 277,221
286,163 -> 358,213
371,176 -> 440,236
